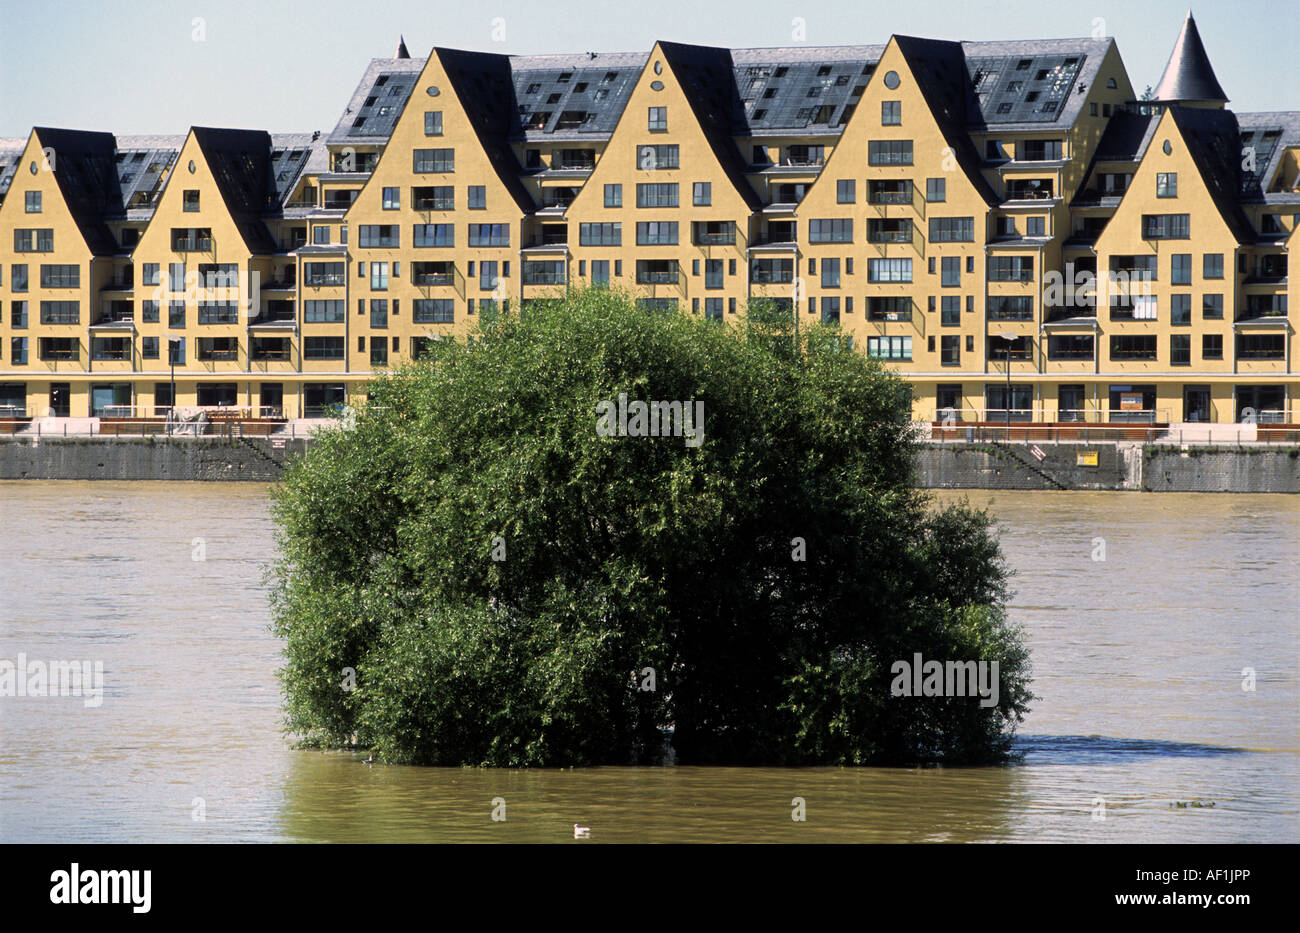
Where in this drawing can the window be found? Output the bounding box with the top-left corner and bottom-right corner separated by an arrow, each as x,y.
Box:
14,228 -> 53,252
604,184 -> 622,207
1202,294 -> 1223,319
40,264 -> 80,288
197,301 -> 237,324
358,225 -> 399,248
25,191 -> 40,213
637,183 -> 678,207
940,296 -> 960,325
637,298 -> 678,312
867,258 -> 912,283
1109,335 -> 1158,360
940,335 -> 960,366
480,261 -> 499,290
941,257 -> 960,287
929,217 -> 974,242
468,224 -> 509,247
413,299 -> 455,324
142,336 -> 159,359
703,298 -> 723,321
312,225 -> 330,244
636,259 -> 677,284
751,258 -> 794,284
382,187 -> 400,210
648,107 -> 667,131
1202,334 -> 1223,359
636,221 -> 678,245
39,301 -> 80,324
1236,334 -> 1285,360
196,337 -> 238,361
1170,294 -> 1191,325
304,300 -> 345,323
181,189 -> 200,212
820,258 -> 840,289
820,297 -> 841,324
868,140 -> 912,165
304,262 -> 346,286
10,301 -> 28,328
835,179 -> 856,204
881,101 -> 901,125
11,264 -> 28,292
1203,253 -> 1224,279
467,186 -> 486,210
1168,253 -> 1191,286
692,182 -> 711,207
692,221 -> 735,245
1170,334 -> 1191,366
369,299 -> 388,329
168,301 -> 185,328
370,262 -> 389,291
590,260 -> 610,287
867,336 -> 912,360
413,224 -> 454,248
926,178 -> 946,202
636,145 -> 679,170
987,256 -> 1033,281
413,149 -> 454,173
425,111 -> 443,136
579,222 -> 622,246
1048,335 -> 1094,360
1026,216 -> 1045,237
868,218 -> 910,243
1141,214 -> 1190,239
10,337 -> 27,365
1018,139 -> 1063,161
38,337 -> 79,361
808,219 -> 852,243
1156,172 -> 1177,198
987,296 -> 1034,321
139,300 -> 158,323
370,336 -> 389,366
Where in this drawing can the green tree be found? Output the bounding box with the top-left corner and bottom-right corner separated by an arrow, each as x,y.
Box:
270,287 -> 1032,766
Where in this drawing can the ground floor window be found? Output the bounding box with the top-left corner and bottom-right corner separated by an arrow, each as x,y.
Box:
196,383 -> 238,407
985,384 -> 1033,422
304,383 -> 345,418
1235,385 -> 1286,423
1057,384 -> 1086,422
0,382 -> 26,416
90,383 -> 132,417
260,383 -> 284,419
1108,384 -> 1157,422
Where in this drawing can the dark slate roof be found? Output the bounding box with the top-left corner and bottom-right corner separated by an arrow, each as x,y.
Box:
436,48 -> 536,213
190,127 -> 278,253
112,134 -> 184,214
658,41 -> 763,211
961,37 -> 1114,130
1153,12 -> 1228,104
510,52 -> 646,140
31,127 -> 120,255
731,46 -> 883,135
327,57 -> 425,145
0,138 -> 26,198
1090,110 -> 1159,161
1236,111 -> 1300,202
892,36 -> 999,207
268,133 -> 318,205
1168,106 -> 1254,243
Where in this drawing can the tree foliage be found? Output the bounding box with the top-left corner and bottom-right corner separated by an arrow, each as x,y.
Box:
270,288 -> 1032,765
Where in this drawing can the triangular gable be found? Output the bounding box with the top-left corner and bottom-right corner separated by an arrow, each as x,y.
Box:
30,127 -> 120,255
189,127 -> 278,253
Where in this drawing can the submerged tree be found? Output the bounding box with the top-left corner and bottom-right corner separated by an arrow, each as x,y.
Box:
270,288 -> 1032,766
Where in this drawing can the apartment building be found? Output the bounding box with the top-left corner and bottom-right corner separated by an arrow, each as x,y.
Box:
0,15 -> 1295,424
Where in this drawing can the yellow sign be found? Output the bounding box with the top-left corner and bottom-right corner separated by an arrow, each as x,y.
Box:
1076,451 -> 1099,467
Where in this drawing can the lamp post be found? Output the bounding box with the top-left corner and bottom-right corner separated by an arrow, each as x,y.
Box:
998,330 -> 1016,440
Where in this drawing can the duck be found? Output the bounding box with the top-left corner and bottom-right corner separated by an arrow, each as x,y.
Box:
573,823 -> 591,839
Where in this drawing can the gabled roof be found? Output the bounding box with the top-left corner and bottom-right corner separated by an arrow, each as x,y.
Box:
1153,12 -> 1227,105
189,127 -> 278,253
1069,110 -> 1158,208
891,36 -> 999,207
731,45 -> 883,135
435,48 -> 535,213
1167,106 -> 1254,243
510,52 -> 647,140
327,57 -> 424,144
30,127 -> 120,255
658,41 -> 763,212
1236,111 -> 1300,203
961,37 -> 1115,131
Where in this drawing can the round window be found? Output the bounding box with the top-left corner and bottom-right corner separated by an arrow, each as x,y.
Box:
28,160 -> 37,175
653,60 -> 663,75
426,85 -> 440,96
883,70 -> 900,89
188,160 -> 197,174
1162,139 -> 1172,155
650,81 -> 664,91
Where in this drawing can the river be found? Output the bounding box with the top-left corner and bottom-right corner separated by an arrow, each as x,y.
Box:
0,482 -> 1296,842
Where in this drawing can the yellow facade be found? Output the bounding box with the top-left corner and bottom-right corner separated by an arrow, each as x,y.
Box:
0,20 -> 1295,425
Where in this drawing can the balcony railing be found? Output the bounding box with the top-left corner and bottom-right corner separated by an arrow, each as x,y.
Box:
304,273 -> 345,287
172,237 -> 212,252
413,273 -> 455,286
636,272 -> 677,285
523,272 -> 567,285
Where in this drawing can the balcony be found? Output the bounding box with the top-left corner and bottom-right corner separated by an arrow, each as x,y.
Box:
868,181 -> 910,205
413,272 -> 455,286
1004,180 -> 1055,201
523,271 -> 566,286
172,236 -> 213,252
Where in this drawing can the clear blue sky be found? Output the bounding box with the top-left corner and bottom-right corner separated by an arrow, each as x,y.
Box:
1,0 -> 1295,137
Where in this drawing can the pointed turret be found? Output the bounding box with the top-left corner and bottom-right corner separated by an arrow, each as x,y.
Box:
1152,11 -> 1228,108
395,35 -> 410,59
